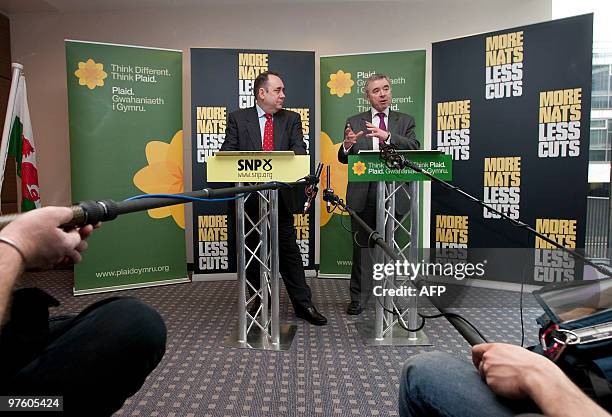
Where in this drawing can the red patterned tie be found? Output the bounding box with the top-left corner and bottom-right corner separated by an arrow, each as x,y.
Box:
377,112 -> 387,144
263,113 -> 274,151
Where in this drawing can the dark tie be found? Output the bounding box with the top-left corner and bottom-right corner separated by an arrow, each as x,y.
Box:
377,112 -> 387,143
263,113 -> 274,151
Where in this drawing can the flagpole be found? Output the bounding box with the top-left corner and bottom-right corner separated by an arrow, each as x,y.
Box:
0,63 -> 24,210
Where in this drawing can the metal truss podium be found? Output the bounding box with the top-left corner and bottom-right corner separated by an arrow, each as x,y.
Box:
348,150 -> 451,346
226,185 -> 297,350
207,151 -> 310,351
355,181 -> 430,346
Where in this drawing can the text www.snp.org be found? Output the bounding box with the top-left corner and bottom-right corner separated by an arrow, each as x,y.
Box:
95,265 -> 170,278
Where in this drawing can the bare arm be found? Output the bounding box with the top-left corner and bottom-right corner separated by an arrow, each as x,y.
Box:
0,207 -> 95,323
472,343 -> 610,417
0,244 -> 25,325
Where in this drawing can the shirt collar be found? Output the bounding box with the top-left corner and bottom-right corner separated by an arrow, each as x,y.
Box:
256,104 -> 267,119
371,107 -> 390,119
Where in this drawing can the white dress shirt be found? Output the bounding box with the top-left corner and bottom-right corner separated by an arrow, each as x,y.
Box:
256,104 -> 272,146
343,107 -> 390,153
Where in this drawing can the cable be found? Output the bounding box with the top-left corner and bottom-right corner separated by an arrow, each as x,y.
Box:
520,277 -> 525,347
373,296 -> 425,332
125,193 -> 246,202
353,231 -> 368,249
519,233 -> 531,347
419,312 -> 488,343
339,210 -> 353,233
374,295 -> 487,340
270,180 -> 294,189
327,195 -> 352,233
124,181 -> 295,203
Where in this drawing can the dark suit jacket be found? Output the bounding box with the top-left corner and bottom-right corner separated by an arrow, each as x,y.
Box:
221,107 -> 306,153
337,110 -> 420,213
220,107 -> 306,211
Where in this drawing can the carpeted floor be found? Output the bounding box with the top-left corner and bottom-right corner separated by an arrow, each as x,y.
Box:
17,271 -> 543,417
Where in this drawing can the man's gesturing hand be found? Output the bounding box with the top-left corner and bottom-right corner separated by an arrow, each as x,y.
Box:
343,125 -> 364,150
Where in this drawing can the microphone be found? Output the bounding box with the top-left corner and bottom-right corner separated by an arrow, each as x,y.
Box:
303,163 -> 323,214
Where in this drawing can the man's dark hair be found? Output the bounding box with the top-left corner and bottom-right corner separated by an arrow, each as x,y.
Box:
253,71 -> 282,97
364,73 -> 390,95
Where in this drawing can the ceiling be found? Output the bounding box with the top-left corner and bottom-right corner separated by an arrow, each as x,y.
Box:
0,0 -> 425,16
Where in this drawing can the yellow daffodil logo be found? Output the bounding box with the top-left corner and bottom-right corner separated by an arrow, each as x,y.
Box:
352,161 -> 367,176
133,130 -> 185,229
327,70 -> 354,97
74,58 -> 107,89
319,132 -> 349,227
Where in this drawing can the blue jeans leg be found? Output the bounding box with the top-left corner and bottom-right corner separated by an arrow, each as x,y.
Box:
399,351 -> 536,417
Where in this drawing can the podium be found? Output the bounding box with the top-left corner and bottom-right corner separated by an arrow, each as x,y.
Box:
208,151 -> 310,351
348,150 -> 452,346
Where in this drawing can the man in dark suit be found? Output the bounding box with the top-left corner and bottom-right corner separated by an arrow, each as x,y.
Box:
220,71 -> 327,326
337,73 -> 420,315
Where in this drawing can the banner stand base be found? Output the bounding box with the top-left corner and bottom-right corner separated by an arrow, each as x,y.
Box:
73,276 -> 190,296
225,323 -> 297,351
355,321 -> 431,346
317,274 -> 350,279
192,273 -> 236,282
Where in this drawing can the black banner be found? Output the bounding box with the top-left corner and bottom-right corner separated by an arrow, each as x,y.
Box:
191,49 -> 316,277
431,15 -> 593,284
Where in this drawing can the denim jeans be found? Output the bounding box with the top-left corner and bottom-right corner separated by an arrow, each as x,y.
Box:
1,295 -> 166,416
399,351 -> 539,417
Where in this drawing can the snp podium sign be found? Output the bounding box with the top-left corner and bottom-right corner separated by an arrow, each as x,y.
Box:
207,153 -> 309,183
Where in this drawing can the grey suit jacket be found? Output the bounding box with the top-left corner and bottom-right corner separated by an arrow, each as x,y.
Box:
337,110 -> 420,213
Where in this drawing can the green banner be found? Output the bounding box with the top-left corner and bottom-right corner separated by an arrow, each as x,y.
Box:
347,153 -> 452,182
320,50 -> 426,276
66,40 -> 187,294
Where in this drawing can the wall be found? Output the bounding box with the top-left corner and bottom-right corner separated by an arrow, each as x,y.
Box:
0,11 -> 16,214
8,0 -> 552,261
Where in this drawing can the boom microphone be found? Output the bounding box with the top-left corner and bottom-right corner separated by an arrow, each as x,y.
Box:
0,182 -> 306,231
303,163 -> 323,214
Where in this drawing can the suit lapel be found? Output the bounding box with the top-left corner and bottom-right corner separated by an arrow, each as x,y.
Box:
273,110 -> 284,151
363,111 -> 373,150
246,108 -> 262,151
388,111 -> 399,134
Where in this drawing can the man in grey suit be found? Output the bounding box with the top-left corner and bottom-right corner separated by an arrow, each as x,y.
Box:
337,73 -> 420,315
221,71 -> 327,326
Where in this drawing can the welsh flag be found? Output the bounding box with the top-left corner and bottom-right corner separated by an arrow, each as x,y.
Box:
7,75 -> 40,211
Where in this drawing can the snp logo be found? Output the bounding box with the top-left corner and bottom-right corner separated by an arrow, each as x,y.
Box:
237,159 -> 272,171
